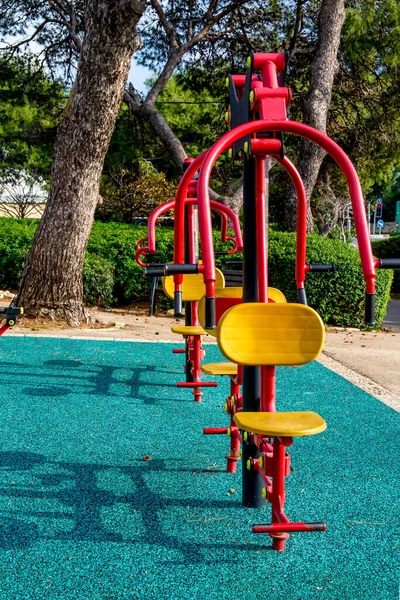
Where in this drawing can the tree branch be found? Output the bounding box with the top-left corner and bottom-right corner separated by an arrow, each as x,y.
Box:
150,0 -> 179,48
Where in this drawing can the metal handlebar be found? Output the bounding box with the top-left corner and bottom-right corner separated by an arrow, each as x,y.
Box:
145,263 -> 201,277
307,264 -> 335,273
376,258 -> 400,269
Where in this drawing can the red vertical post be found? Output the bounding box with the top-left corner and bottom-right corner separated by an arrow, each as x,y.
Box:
271,437 -> 290,551
255,156 -> 268,302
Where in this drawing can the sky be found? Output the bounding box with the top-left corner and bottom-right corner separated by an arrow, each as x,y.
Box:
127,61 -> 153,93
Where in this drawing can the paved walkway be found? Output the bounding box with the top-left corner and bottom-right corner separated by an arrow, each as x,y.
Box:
383,297 -> 400,332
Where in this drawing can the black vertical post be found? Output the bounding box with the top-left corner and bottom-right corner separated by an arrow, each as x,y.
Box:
241,155 -> 265,508
183,203 -> 194,381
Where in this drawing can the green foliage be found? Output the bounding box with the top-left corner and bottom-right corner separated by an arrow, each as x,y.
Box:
330,0 -> 400,194
97,162 -> 177,223
86,222 -> 175,305
82,254 -> 114,307
0,218 -> 37,287
0,218 -> 393,325
218,231 -> 392,327
0,54 -> 64,181
371,235 -> 400,293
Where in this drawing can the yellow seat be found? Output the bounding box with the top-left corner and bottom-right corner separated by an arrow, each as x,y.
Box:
213,286 -> 243,298
201,362 -> 238,376
217,303 -> 324,366
162,270 -> 225,302
198,287 -> 286,337
212,287 -> 286,302
267,288 -> 287,304
234,411 -> 326,437
171,325 -> 207,336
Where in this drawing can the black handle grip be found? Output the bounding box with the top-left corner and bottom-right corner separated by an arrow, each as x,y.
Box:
297,288 -> 307,306
164,263 -> 199,275
215,251 -> 230,256
226,260 -> 243,266
205,297 -> 216,330
365,293 -> 375,326
376,258 -> 400,269
308,264 -> 335,273
145,268 -> 165,277
0,306 -> 23,316
174,291 -> 183,318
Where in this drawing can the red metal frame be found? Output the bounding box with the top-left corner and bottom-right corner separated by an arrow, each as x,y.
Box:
248,435 -> 326,551
195,120 -> 375,302
203,364 -> 243,473
135,182 -> 244,402
135,197 -> 243,266
189,54 -> 356,548
0,324 -> 9,336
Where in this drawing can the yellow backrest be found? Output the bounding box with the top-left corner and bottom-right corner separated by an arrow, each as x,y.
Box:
162,269 -> 225,302
198,287 -> 287,337
267,288 -> 287,304
217,303 -> 325,366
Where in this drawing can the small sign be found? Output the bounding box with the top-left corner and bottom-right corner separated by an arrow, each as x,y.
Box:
377,219 -> 384,229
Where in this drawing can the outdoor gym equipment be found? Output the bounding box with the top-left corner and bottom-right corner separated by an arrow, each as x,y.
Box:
198,286 -> 287,473
169,51 -> 400,549
137,167 -> 244,401
0,304 -> 23,335
221,302 -> 326,551
0,275 -> 23,335
195,54 -> 400,328
136,194 -> 241,315
162,269 -> 224,402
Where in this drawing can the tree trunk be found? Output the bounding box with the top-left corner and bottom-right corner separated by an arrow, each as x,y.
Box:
285,0 -> 346,232
16,0 -> 145,325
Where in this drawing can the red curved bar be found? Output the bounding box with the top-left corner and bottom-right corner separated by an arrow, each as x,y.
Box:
135,246 -> 150,267
148,199 -> 175,253
172,154 -> 245,266
274,156 -> 307,289
135,236 -> 149,252
147,186 -> 243,256
196,121 -> 375,298
174,154 -> 206,266
147,198 -> 242,254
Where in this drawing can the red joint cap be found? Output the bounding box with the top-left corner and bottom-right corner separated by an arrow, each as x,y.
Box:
251,139 -> 283,156
253,53 -> 286,72
231,75 -> 247,88
252,87 -> 291,103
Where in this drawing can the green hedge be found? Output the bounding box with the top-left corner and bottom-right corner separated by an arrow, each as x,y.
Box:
371,235 -> 400,293
0,218 -> 393,327
215,231 -> 392,327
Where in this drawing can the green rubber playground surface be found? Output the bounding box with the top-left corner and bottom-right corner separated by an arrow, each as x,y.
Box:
0,337 -> 398,600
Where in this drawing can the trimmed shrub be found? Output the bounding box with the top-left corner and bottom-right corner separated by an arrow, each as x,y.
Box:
217,231 -> 393,327
371,235 -> 400,293
0,218 -> 393,327
0,218 -> 37,288
83,254 -> 114,307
